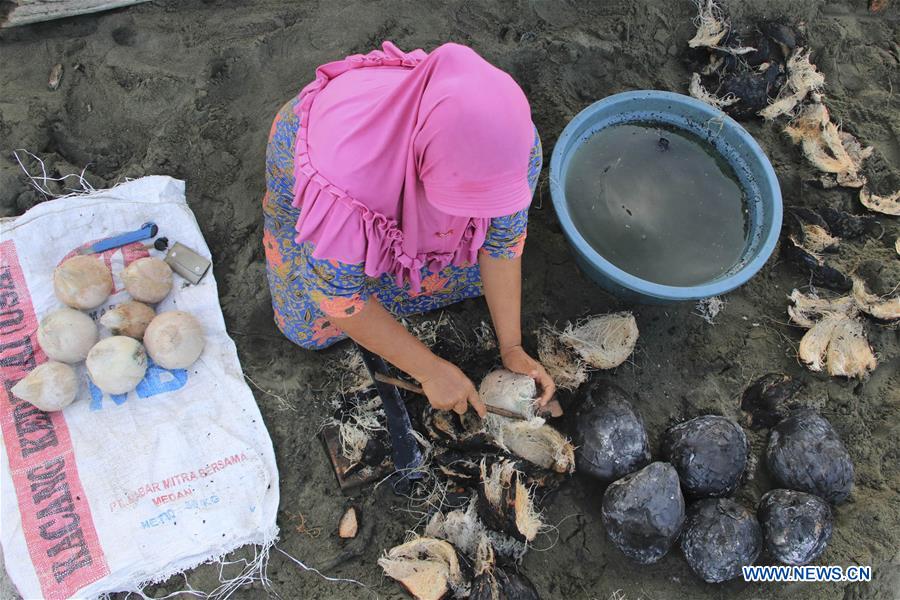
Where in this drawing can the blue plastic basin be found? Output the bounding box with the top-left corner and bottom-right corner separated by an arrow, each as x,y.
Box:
549,90 -> 782,303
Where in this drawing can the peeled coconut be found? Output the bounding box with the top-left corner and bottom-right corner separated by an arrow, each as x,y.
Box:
601,462 -> 685,564
575,383 -> 650,482
100,301 -> 156,339
680,498 -> 762,583
143,311 -> 205,369
86,336 -> 148,394
53,255 -> 113,310
758,489 -> 833,566
766,409 -> 854,504
560,313 -> 638,369
661,415 -> 748,499
37,307 -> 98,363
121,257 -> 173,303
11,361 -> 79,412
479,369 -> 537,420
378,537 -> 469,600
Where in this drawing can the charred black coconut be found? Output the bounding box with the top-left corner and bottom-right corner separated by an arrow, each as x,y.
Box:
758,489 -> 833,565
575,383 -> 651,482
766,409 -> 854,504
680,498 -> 763,583
661,415 -> 748,498
601,462 -> 685,564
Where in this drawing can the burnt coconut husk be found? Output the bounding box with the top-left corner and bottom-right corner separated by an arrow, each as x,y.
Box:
661,415 -> 749,498
681,498 -> 762,583
758,489 -> 833,566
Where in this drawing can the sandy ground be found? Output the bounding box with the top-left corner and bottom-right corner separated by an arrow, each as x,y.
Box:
1,0 -> 899,598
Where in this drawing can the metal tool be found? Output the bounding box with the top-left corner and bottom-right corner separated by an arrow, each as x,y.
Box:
164,242 -> 211,285
77,222 -> 157,255
357,346 -> 424,486
372,372 -> 527,420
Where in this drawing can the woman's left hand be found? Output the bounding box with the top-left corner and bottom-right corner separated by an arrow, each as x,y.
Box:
500,345 -> 557,411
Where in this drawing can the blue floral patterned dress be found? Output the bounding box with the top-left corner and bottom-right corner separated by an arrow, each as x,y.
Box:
263,97 -> 541,349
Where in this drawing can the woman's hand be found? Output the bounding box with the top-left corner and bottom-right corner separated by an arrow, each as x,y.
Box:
419,358 -> 487,417
501,345 -> 557,410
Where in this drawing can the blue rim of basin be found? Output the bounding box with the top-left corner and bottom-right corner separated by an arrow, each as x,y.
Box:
549,90 -> 783,302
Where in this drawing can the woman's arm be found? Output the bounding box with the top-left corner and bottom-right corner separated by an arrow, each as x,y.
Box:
479,251 -> 556,408
332,300 -> 486,417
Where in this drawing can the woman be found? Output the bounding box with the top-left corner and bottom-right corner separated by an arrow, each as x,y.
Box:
263,41 -> 555,417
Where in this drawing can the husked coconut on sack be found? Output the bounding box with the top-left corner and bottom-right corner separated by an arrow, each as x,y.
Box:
37,306 -> 98,363
601,462 -> 685,564
121,257 -> 174,303
575,383 -> 650,482
11,361 -> 79,412
53,255 -> 113,309
559,313 -> 638,369
680,498 -> 762,583
86,336 -> 148,394
143,310 -> 205,369
100,301 -> 156,339
758,489 -> 833,566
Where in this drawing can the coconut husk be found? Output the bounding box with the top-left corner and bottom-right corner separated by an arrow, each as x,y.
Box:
378,537 -> 469,600
852,278 -> 900,322
826,318 -> 878,378
784,103 -> 858,175
477,459 -> 544,543
859,188 -> 900,216
688,0 -> 728,48
689,72 -> 739,108
425,500 -> 485,557
799,224 -> 840,254
559,312 -> 638,370
759,49 -> 825,120
490,420 -> 575,474
798,316 -> 843,371
536,326 -> 587,391
788,289 -> 856,328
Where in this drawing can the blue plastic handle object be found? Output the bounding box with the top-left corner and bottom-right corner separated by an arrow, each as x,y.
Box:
81,222 -> 158,254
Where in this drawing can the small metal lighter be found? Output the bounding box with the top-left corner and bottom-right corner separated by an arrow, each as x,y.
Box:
164,242 -> 211,285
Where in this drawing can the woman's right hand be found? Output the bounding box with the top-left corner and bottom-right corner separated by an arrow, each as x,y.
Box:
419,358 -> 486,417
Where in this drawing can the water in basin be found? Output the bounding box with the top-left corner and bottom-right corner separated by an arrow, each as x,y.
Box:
564,122 -> 749,287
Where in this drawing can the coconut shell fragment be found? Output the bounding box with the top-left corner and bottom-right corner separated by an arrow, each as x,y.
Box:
575,383 -> 650,482
859,188 -> 900,216
378,537 -> 469,600
852,277 -> 900,322
798,315 -> 843,372
680,498 -> 762,583
470,537 -> 540,600
338,507 -> 358,539
490,420 -> 575,474
661,415 -> 748,499
758,489 -> 833,565
766,409 -> 854,504
601,462 -> 685,564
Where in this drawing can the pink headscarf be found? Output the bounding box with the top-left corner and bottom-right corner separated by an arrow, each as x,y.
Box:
291,41 -> 534,292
